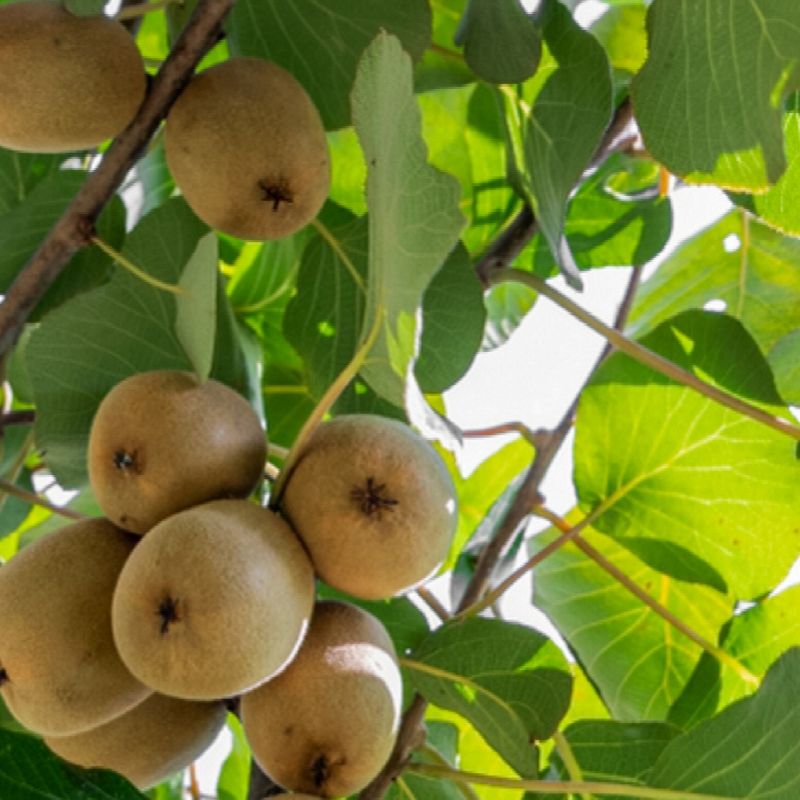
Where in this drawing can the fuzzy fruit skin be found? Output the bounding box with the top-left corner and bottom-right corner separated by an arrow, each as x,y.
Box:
88,370 -> 266,534
45,693 -> 227,789
165,57 -> 330,240
112,499 -> 315,700
241,601 -> 402,798
0,518 -> 149,736
0,1 -> 145,153
281,415 -> 458,599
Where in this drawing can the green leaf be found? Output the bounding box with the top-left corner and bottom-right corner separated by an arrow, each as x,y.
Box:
533,720 -> 679,800
415,0 -> 475,93
133,140 -> 175,219
629,211 -> 800,404
390,721 -> 463,800
509,0 -> 613,287
649,648 -> 800,798
574,309 -> 800,599
26,200 -> 248,487
217,715 -> 251,800
352,33 -> 464,406
444,437 -> 533,571
533,524 -> 732,721
454,0 -> 541,85
407,616 -> 572,777
415,243 -> 486,393
670,584 -> 800,730
482,282 -> 538,350
632,0 -> 800,191
225,0 -> 432,130
62,0 -> 105,16
590,5 -> 648,75
768,329 -> 800,403
175,232 -> 219,383
0,728 -> 146,798
0,151 -> 72,214
0,170 -> 125,318
524,153 -> 672,276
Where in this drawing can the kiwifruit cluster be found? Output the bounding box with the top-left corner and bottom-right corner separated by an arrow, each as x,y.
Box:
0,369 -> 458,793
0,3 -> 329,241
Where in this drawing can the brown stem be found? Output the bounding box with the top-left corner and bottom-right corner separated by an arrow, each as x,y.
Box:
0,478 -> 88,521
0,410 -> 35,429
0,0 -> 235,358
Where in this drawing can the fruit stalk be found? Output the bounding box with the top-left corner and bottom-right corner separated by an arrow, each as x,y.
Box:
0,0 -> 235,358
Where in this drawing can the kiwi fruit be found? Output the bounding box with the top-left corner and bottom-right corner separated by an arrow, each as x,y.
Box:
281,415 -> 458,599
241,601 -> 402,798
112,499 -> 315,700
164,57 -> 330,240
0,0 -> 146,152
45,693 -> 227,789
0,518 -> 149,736
88,370 -> 266,534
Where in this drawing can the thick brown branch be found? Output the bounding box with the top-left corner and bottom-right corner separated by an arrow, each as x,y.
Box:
0,0 -> 235,357
474,98 -> 636,288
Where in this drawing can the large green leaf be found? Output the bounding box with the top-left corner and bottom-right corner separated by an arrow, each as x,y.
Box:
574,310 -> 800,599
0,151 -> 72,214
508,0 -> 613,287
0,728 -> 146,799
406,617 -> 572,777
649,648 -> 800,799
225,0 -> 431,130
352,33 -> 464,407
453,0 -> 541,85
628,211 -> 800,403
0,170 -> 125,318
26,200 -> 249,487
415,0 -> 474,93
670,585 -> 800,730
524,153 -> 672,275
533,525 -> 732,721
632,0 -> 800,191
533,720 -> 679,800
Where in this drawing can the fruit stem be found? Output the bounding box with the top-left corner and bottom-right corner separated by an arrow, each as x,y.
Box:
116,0 -> 180,20
493,269 -> 800,442
90,235 -> 185,296
536,506 -> 761,688
552,730 -> 590,800
269,308 -> 384,505
311,218 -> 367,294
415,586 -> 450,622
404,763 -> 730,800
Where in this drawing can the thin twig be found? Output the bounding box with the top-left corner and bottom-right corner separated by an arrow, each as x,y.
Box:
461,421 -> 544,447
0,0 -> 235,357
497,269 -> 800,442
405,763 -> 728,800
552,731 -> 590,800
536,507 -> 759,687
415,586 -> 450,623
0,478 -> 88,521
0,410 -> 35,430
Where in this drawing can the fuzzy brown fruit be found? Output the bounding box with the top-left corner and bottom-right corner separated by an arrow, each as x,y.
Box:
45,693 -> 227,789
0,1 -> 145,153
281,415 -> 458,599
88,370 -> 266,534
241,601 -> 402,798
164,57 -> 330,240
112,499 -> 315,700
0,518 -> 149,736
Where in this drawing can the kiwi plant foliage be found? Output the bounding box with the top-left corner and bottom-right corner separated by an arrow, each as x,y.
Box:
1,1 -> 800,800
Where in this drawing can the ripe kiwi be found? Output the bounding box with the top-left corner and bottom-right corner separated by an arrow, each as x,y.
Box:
281,415 -> 458,599
88,370 -> 266,534
0,1 -> 146,152
45,693 -> 227,789
241,601 -> 402,798
112,499 -> 315,700
164,57 -> 330,240
0,518 -> 149,736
